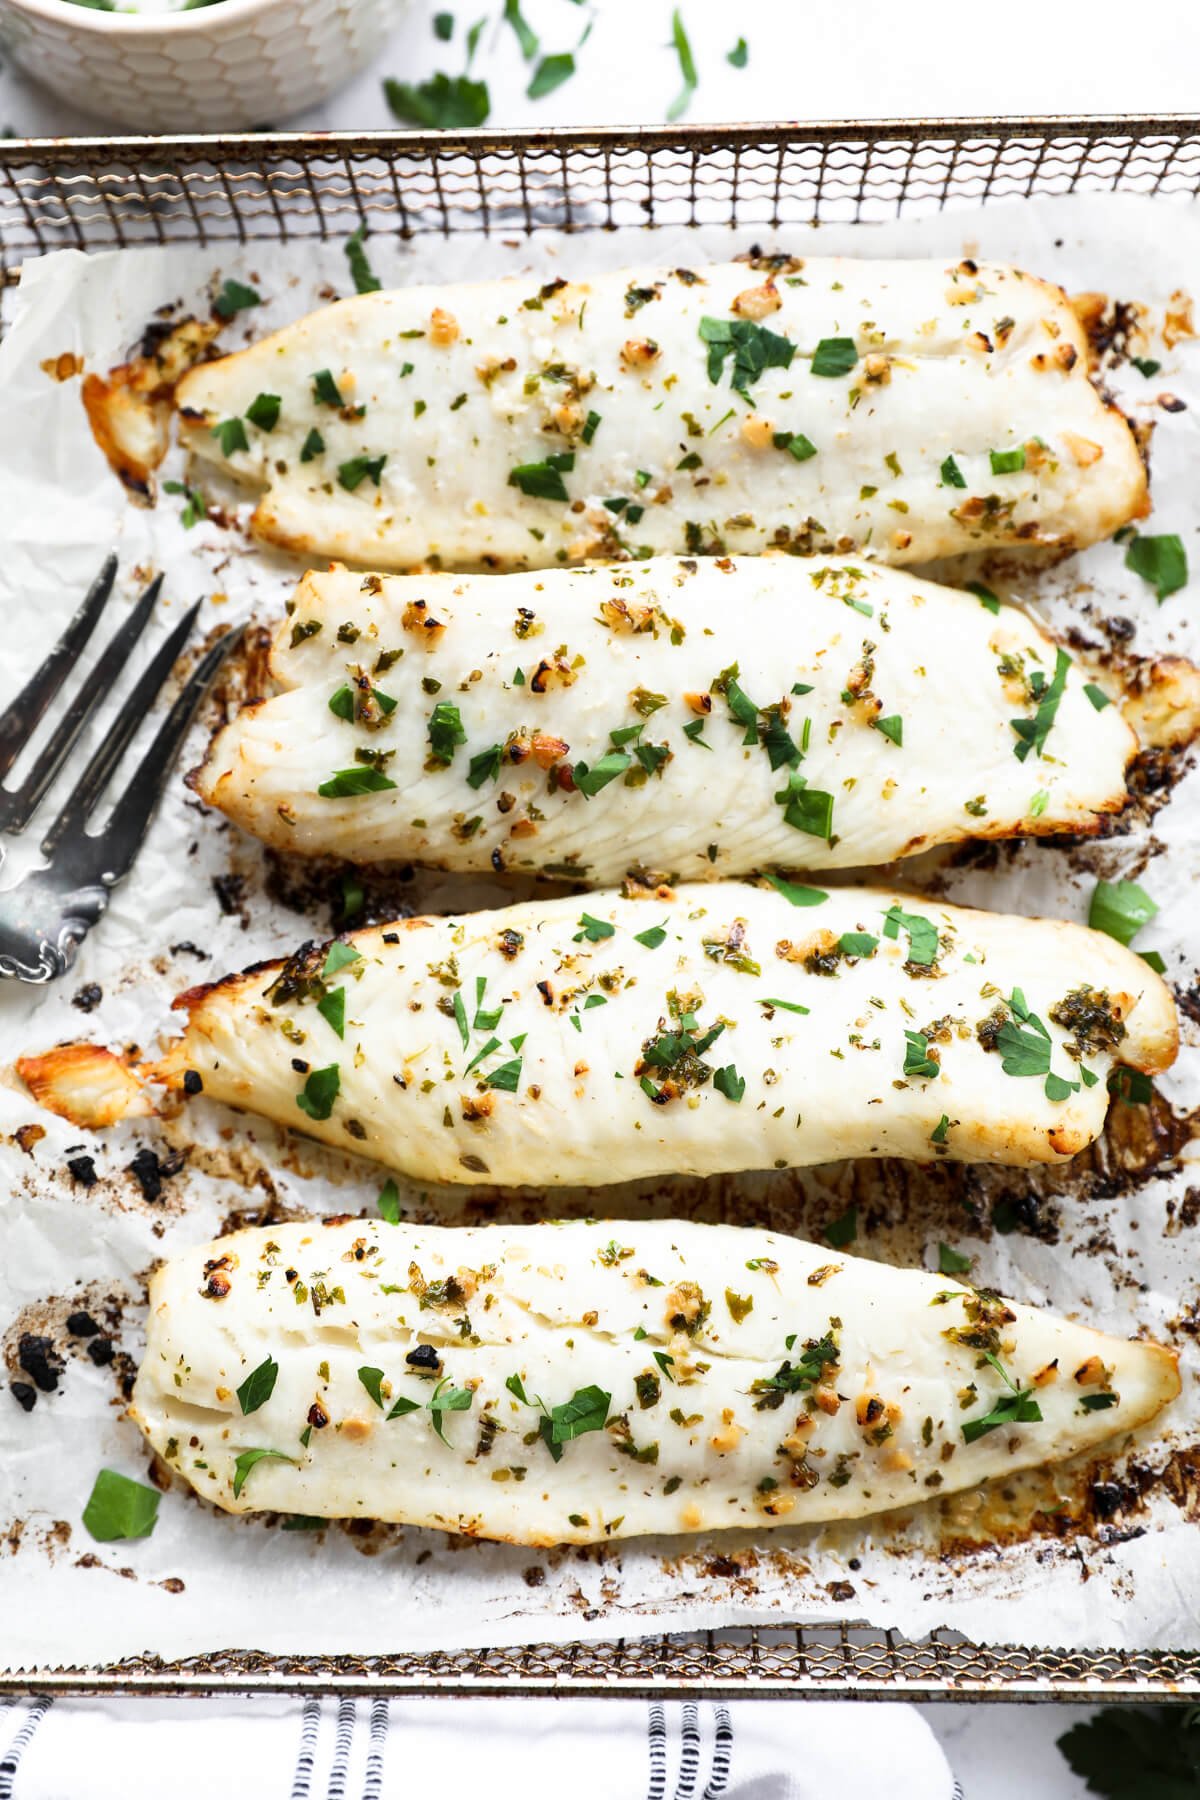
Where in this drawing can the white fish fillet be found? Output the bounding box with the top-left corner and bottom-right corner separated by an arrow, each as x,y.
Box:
175,256 -> 1147,571
129,1217 -> 1180,1544
149,883 -> 1177,1185
194,557 -> 1136,881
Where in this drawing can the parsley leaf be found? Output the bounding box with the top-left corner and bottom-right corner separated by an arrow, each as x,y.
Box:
378,1178 -> 401,1224
966,580 -> 1000,614
296,1063 -> 340,1120
571,749 -> 630,796
1089,877 -> 1158,948
810,337 -> 858,378
1125,532 -> 1188,603
345,225 -> 381,295
212,416 -> 249,456
766,874 -> 828,908
824,1205 -> 857,1248
237,1356 -> 279,1415
699,316 -> 795,397
872,713 -> 903,746
667,7 -> 697,121
773,429 -> 817,462
213,278 -> 261,319
882,905 -> 939,965
317,986 -> 346,1039
546,1384 -> 611,1445
384,72 -> 490,129
427,700 -> 466,765
903,1031 -> 940,1080
509,452 -> 574,501
502,0 -> 538,57
466,744 -> 503,789
82,1469 -> 160,1542
574,913 -> 614,943
839,931 -> 878,958
940,454 -> 966,488
634,922 -> 668,949
428,1378 -> 474,1445
317,766 -> 397,797
961,1353 -> 1042,1444
989,445 -> 1026,474
300,427 -> 325,462
1084,682 -> 1112,711
338,454 -> 387,492
938,1242 -> 972,1276
713,1064 -> 745,1103
727,36 -> 748,67
245,392 -> 281,432
773,767 -> 834,840
232,1446 -> 295,1500
1011,646 -> 1070,762
528,52 -> 575,98
311,368 -> 344,407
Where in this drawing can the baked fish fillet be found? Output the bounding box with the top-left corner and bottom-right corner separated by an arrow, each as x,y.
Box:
150,882 -> 1177,1185
175,255 -> 1146,571
129,1217 -> 1179,1544
195,557 -> 1135,882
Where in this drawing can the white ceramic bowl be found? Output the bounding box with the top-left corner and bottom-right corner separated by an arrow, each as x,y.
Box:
0,0 -> 403,133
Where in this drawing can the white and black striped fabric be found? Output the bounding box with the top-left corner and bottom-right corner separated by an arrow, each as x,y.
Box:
0,1694 -> 959,1798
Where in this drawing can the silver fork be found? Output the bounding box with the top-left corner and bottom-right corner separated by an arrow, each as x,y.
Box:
0,554 -> 240,983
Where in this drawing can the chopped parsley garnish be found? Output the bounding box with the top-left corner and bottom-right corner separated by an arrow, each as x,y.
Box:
961,1353 -> 1042,1444
773,429 -> 817,462
345,225 -> 381,295
931,1113 -> 951,1144
245,392 -> 281,432
582,409 -> 601,444
378,1178 -> 401,1224
296,1063 -> 340,1120
317,986 -> 346,1039
713,1064 -> 745,1103
1088,878 -> 1158,947
1083,682 -> 1111,711
940,454 -> 966,488
574,913 -> 615,943
872,713 -> 903,746
634,923 -> 669,949
508,452 -> 574,501
328,682 -> 396,723
758,996 -> 809,1015
882,905 -> 938,965
1079,1392 -> 1119,1412
466,744 -> 503,789
937,1242 -> 971,1275
839,931 -> 877,958
82,1469 -> 160,1542
528,51 -> 575,98
427,700 -> 466,765
810,337 -> 858,378
727,35 -> 748,66
994,989 -> 1052,1078
966,581 -> 1000,614
232,1447 -> 296,1499
212,416 -> 249,456
338,454 -> 387,492
317,766 -> 397,797
766,874 -> 828,908
502,0 -> 538,59
666,6 -> 697,120
773,767 -> 834,840
989,445 -> 1026,474
162,479 -> 207,529
485,1056 -> 523,1092
300,427 -> 325,462
698,316 -> 796,397
384,72 -> 491,129
427,1378 -> 474,1444
902,1031 -> 940,1080
571,749 -> 630,796
682,719 -> 710,748
312,368 -> 344,407
824,1205 -> 857,1248
237,1356 -> 279,1415
750,1332 -> 838,1408
1125,531 -> 1188,602
213,277 -> 261,320
1011,646 -> 1070,762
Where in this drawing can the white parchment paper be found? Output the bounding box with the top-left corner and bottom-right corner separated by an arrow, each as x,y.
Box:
0,194 -> 1198,1668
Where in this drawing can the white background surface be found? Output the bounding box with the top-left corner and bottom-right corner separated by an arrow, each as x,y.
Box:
5,0 -> 1192,1791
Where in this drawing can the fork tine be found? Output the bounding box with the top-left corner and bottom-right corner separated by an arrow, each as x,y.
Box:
0,553 -> 117,782
0,572 -> 163,834
87,622 -> 244,884
40,599 -> 204,859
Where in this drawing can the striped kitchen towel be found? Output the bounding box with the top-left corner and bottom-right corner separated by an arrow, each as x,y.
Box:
0,1693 -> 959,1798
